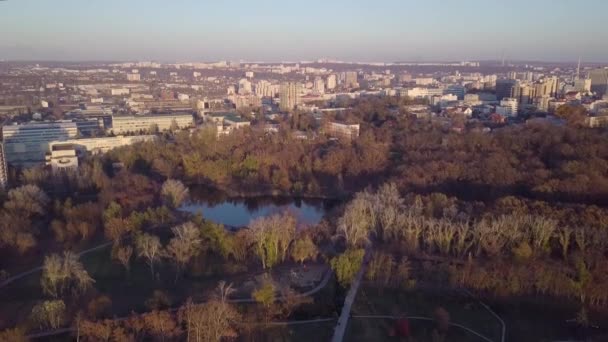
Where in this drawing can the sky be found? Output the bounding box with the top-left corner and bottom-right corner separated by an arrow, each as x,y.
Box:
1,0 -> 607,63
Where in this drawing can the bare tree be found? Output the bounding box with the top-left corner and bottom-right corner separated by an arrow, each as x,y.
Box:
337,192 -> 374,247
165,222 -> 202,279
30,300 -> 66,329
4,184 -> 50,216
161,179 -> 189,208
135,233 -> 162,277
41,252 -> 94,298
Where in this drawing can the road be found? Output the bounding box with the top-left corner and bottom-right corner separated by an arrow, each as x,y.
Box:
330,247 -> 371,342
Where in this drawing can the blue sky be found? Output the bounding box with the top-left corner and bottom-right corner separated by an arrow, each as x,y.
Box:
1,0 -> 607,62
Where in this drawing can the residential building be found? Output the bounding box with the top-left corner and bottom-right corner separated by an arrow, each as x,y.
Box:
496,98 -> 518,116
344,71 -> 359,88
0,143 -> 7,188
279,82 -> 301,111
111,88 -> 130,96
238,78 -> 253,94
327,74 -> 337,90
127,73 -> 141,81
2,122 -> 78,165
110,113 -> 194,134
325,122 -> 360,141
314,77 -> 325,94
574,78 -> 592,93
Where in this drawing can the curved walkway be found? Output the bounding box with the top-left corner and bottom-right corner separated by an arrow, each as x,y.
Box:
0,241 -> 113,289
26,267 -> 334,339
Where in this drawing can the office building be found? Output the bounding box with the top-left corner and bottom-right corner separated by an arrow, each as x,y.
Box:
496,79 -> 517,100
589,68 -> 608,95
445,85 -> 466,100
402,87 -> 444,99
46,143 -> 79,172
0,143 -> 7,188
279,82 -> 301,111
2,122 -> 78,165
110,113 -> 194,134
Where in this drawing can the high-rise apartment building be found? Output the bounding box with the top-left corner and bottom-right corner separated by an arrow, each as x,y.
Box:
589,68 -> 608,95
314,77 -> 325,94
327,74 -> 337,90
279,82 -> 301,111
0,143 -> 8,189
344,71 -> 359,88
255,80 -> 274,97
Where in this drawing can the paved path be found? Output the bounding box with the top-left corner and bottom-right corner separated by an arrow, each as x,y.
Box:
462,289 -> 506,342
330,248 -> 371,342
0,241 -> 113,289
26,266 -> 334,339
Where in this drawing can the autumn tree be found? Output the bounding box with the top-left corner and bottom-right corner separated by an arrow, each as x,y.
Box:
3,184 -> 50,217
41,251 -> 94,298
165,222 -> 202,279
161,179 -> 189,208
248,213 -> 296,269
30,300 -> 66,329
135,233 -> 162,277
291,235 -> 318,264
112,244 -> 133,276
337,191 -> 375,247
331,248 -> 365,287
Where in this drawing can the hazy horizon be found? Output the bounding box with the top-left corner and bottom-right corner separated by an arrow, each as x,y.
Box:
1,0 -> 608,63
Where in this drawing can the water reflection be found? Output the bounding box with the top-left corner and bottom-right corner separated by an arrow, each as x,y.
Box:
180,186 -> 336,228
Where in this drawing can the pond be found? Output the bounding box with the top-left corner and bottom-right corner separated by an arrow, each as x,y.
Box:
180,186 -> 336,227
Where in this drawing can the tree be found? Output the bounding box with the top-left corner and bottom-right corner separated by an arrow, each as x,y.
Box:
248,213 -> 296,269
4,184 -> 50,216
112,245 -> 133,275
0,327 -> 28,342
179,298 -> 240,342
253,280 -> 276,308
337,192 -> 375,247
165,222 -> 202,279
30,300 -> 66,329
142,310 -> 179,341
161,179 -> 189,208
135,233 -> 162,277
41,252 -> 94,298
330,248 -> 365,287
291,235 -> 318,264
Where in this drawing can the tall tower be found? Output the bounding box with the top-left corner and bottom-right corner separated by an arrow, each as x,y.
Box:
576,57 -> 581,81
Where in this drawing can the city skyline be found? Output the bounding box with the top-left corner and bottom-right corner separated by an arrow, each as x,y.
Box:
2,0 -> 608,63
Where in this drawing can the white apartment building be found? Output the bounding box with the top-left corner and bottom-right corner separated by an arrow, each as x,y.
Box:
402,87 -> 444,99
49,135 -> 157,156
327,74 -> 337,90
0,143 -> 7,188
496,98 -> 519,116
127,73 -> 141,81
110,113 -> 194,134
111,88 -> 130,96
2,122 -> 78,165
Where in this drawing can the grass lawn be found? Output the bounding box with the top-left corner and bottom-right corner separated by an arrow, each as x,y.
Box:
351,286 -> 501,341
